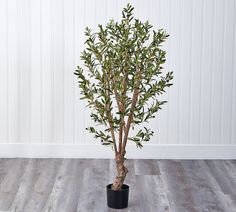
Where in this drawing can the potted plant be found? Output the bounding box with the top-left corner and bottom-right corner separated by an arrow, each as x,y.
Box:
74,4 -> 173,209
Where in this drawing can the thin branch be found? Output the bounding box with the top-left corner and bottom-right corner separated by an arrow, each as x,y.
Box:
112,78 -> 122,111
111,77 -> 124,153
106,77 -> 118,154
118,52 -> 129,153
121,67 -> 142,156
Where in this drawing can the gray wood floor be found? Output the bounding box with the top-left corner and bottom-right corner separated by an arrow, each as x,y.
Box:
0,159 -> 235,212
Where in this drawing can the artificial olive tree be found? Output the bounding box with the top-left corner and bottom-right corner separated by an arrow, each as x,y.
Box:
74,4 -> 173,190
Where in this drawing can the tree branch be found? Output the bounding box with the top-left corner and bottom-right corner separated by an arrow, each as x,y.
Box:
112,78 -> 122,111
105,78 -> 118,154
121,67 -> 142,156
118,53 -> 129,153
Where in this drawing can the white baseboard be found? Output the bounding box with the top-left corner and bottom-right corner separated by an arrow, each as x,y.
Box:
0,143 -> 235,159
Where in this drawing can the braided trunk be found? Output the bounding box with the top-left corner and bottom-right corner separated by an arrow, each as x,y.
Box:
111,154 -> 128,190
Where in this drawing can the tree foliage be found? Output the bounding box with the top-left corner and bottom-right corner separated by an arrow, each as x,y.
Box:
74,4 -> 173,156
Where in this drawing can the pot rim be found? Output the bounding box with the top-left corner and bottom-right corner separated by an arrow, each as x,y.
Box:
107,184 -> 129,191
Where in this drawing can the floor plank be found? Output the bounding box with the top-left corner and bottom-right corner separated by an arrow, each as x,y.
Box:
134,159 -> 160,175
77,159 -> 109,212
0,159 -> 27,210
23,159 -> 62,212
158,160 -> 198,212
0,159 -> 235,212
181,160 -> 234,212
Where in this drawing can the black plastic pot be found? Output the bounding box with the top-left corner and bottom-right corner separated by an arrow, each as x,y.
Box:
106,184 -> 129,209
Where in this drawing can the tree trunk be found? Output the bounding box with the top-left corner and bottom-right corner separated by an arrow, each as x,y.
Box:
111,154 -> 128,190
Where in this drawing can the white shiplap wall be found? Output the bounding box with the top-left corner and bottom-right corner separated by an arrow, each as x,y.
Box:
0,0 -> 235,158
